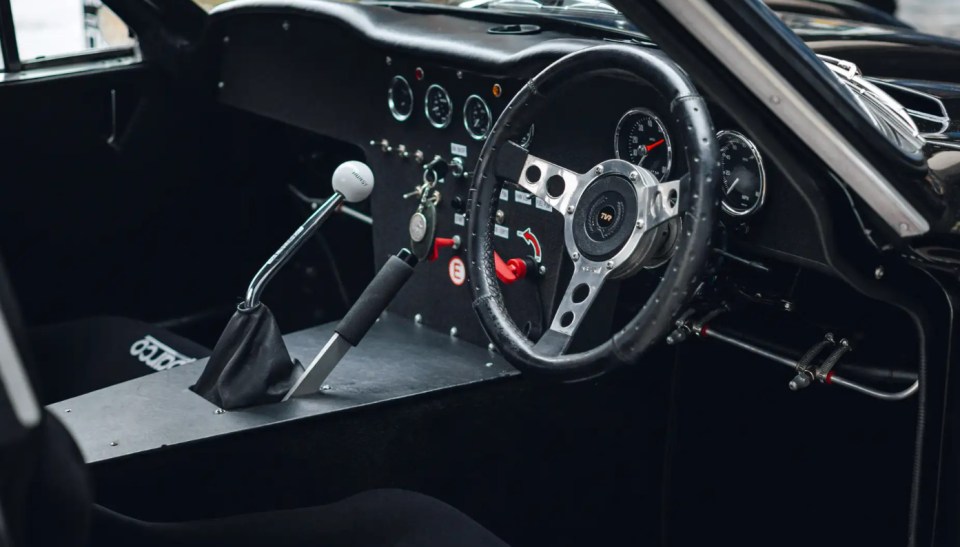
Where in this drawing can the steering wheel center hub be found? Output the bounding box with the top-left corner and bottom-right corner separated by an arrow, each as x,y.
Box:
573,174 -> 639,261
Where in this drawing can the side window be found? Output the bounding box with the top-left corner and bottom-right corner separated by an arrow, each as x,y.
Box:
3,0 -> 136,70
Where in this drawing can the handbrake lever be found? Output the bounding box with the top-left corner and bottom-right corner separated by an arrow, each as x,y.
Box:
284,249 -> 418,399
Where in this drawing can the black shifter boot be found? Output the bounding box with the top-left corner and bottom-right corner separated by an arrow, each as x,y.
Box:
191,304 -> 298,409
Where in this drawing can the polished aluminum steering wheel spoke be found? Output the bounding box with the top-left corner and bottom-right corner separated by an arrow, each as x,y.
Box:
495,140 -> 586,215
638,177 -> 682,232
533,262 -> 610,357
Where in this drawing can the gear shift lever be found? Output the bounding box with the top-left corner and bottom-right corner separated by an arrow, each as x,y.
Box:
193,161 -> 374,410
244,161 -> 374,309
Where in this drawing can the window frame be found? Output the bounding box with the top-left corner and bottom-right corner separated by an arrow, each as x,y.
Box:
0,0 -> 138,75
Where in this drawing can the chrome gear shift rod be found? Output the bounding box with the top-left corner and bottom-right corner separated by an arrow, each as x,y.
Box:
243,161 -> 375,309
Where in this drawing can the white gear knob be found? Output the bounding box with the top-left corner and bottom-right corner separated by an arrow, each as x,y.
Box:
332,161 -> 375,203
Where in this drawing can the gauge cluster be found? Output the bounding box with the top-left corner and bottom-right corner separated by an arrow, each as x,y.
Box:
612,107 -> 767,218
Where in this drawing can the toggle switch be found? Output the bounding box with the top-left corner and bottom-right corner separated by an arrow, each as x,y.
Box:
428,235 -> 461,261
494,252 -> 528,284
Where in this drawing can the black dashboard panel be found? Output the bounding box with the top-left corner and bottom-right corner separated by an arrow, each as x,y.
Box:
207,1 -> 834,345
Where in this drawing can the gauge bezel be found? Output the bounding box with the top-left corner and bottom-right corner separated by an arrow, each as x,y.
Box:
463,94 -> 493,140
717,129 -> 766,217
613,107 -> 673,182
388,75 -> 414,122
424,84 -> 453,129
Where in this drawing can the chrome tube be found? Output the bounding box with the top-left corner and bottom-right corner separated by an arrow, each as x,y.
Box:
700,326 -> 918,402
829,375 -> 919,402
244,192 -> 344,309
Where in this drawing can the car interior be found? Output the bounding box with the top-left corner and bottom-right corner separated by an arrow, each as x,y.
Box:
0,0 -> 959,546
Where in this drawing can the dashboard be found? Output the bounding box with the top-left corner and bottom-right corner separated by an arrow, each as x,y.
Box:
207,1 -> 957,348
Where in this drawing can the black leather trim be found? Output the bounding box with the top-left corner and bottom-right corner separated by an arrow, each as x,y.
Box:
210,0 -> 600,77
467,44 -> 719,380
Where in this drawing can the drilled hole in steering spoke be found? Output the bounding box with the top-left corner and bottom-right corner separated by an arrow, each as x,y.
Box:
525,165 -> 542,184
572,284 -> 590,304
668,189 -> 678,208
559,311 -> 575,328
546,174 -> 566,198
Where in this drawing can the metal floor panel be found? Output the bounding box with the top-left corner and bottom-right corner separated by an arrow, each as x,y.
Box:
50,313 -> 515,463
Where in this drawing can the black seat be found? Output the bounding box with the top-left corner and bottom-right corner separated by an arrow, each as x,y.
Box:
28,316 -> 211,404
0,262 -> 508,547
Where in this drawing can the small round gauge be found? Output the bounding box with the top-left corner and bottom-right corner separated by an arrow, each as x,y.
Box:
519,124 -> 535,148
424,84 -> 453,129
717,130 -> 766,216
614,108 -> 672,181
463,95 -> 492,140
388,75 -> 414,122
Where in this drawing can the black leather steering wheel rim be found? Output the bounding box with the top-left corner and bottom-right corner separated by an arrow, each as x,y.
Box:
467,44 -> 720,381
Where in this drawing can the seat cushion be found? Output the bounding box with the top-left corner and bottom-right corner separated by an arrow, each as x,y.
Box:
29,316 -> 211,404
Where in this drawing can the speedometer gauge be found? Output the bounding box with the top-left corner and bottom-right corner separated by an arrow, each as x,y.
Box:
717,130 -> 766,217
425,84 -> 453,129
614,108 -> 672,181
388,75 -> 414,121
463,95 -> 492,140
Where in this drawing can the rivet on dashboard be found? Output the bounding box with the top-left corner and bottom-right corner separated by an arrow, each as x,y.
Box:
457,71 -> 464,80
320,385 -> 332,391
450,327 -> 459,337
414,313 -> 423,324
385,56 -> 392,66
485,362 -> 494,368
217,81 -> 225,89
538,265 -> 546,275
495,209 -> 505,224
874,266 -> 885,280
222,36 -> 230,44
487,343 -> 496,352
282,20 -> 290,31
214,408 -> 225,415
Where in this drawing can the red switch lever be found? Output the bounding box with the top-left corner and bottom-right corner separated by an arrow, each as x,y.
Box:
494,252 -> 528,284
428,237 -> 458,262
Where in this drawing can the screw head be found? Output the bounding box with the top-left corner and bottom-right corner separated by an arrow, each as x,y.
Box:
223,36 -> 230,44
487,343 -> 496,352
385,56 -> 392,66
566,205 -> 575,215
320,384 -> 332,391
606,260 -> 615,270
110,441 -> 119,447
874,266 -> 885,280
495,209 -> 505,224
538,265 -> 547,275
282,20 -> 290,31
572,252 -> 580,261
449,326 -> 458,337
457,70 -> 464,79
414,313 -> 423,324
217,81 -> 225,89
214,408 -> 225,415
784,302 -> 793,312
636,218 -> 645,229
485,362 -> 494,368
595,166 -> 604,175
629,172 -> 639,182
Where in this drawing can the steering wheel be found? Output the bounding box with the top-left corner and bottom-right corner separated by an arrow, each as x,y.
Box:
466,44 -> 720,381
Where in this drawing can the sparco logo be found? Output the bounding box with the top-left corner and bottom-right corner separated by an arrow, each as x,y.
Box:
130,335 -> 194,371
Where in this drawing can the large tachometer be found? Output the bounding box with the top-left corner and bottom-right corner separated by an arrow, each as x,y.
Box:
614,108 -> 672,181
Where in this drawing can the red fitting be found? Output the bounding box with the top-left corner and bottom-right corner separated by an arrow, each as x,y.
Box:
824,371 -> 835,384
699,324 -> 709,337
494,252 -> 527,284
429,237 -> 458,262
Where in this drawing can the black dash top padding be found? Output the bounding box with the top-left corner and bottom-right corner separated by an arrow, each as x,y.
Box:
192,304 -> 298,410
